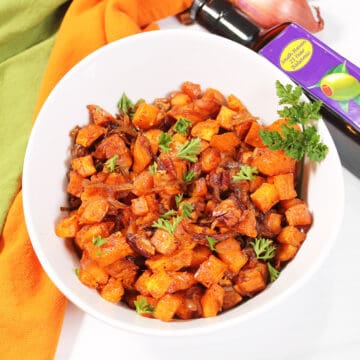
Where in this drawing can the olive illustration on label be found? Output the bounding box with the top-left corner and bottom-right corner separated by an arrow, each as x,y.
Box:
309,61 -> 360,112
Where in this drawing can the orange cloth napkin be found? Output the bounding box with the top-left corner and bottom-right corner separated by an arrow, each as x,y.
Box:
0,1 -> 192,358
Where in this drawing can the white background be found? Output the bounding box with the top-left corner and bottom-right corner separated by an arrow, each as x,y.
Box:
56,1 -> 360,358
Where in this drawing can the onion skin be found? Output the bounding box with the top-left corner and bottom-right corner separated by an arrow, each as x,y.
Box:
230,0 -> 324,33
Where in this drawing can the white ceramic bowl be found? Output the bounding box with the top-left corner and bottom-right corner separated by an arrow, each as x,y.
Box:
23,29 -> 344,335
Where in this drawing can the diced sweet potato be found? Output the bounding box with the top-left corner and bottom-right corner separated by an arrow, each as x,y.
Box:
215,238 -> 248,274
168,271 -> 196,293
145,271 -> 173,299
235,268 -> 266,296
201,284 -> 225,317
146,249 -> 193,272
194,255 -> 227,288
132,171 -> 154,196
234,119 -> 255,139
265,212 -> 283,234
170,92 -> 192,106
191,119 -> 219,141
135,270 -> 152,296
131,196 -> 149,216
190,245 -> 212,268
55,213 -> 79,238
87,104 -> 115,125
75,222 -> 114,249
216,105 -> 237,130
104,172 -> 127,186
78,253 -> 109,288
194,88 -> 225,118
249,175 -> 265,193
85,231 -> 133,267
71,155 -> 97,177
210,132 -> 241,153
191,178 -> 208,197
79,197 -> 109,224
144,129 -> 162,154
244,121 -> 265,147
100,277 -> 124,303
222,287 -> 243,310
251,148 -> 296,176
279,198 -> 303,210
250,183 -> 279,213
278,226 -> 306,247
150,229 -> 178,256
273,173 -> 297,200
237,209 -> 258,238
285,203 -> 313,226
105,258 -> 138,289
227,94 -> 248,112
276,243 -> 298,262
67,171 -> 86,197
200,147 -> 221,173
181,81 -> 202,99
132,102 -> 160,130
127,233 -> 156,258
76,124 -> 106,148
154,294 -> 182,322
132,133 -> 152,174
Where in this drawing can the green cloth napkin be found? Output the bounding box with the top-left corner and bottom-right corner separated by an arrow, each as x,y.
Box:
0,0 -> 70,229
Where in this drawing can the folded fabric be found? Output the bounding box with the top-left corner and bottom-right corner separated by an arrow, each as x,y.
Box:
0,0 -> 192,359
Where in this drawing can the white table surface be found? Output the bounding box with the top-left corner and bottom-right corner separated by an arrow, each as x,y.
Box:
55,1 -> 360,359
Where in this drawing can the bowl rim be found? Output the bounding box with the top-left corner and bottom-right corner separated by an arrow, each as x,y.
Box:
22,28 -> 345,336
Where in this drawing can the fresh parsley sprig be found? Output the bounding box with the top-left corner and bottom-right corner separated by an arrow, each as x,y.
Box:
176,138 -> 201,162
160,209 -> 178,219
175,194 -> 183,208
181,202 -> 194,219
152,216 -> 182,236
205,235 -> 219,252
174,117 -> 192,136
134,297 -> 155,315
117,93 -> 134,116
233,165 -> 258,181
92,235 -> 108,247
149,162 -> 158,175
250,237 -> 276,261
267,263 -> 280,282
183,170 -> 196,182
104,155 -> 119,173
159,132 -> 172,153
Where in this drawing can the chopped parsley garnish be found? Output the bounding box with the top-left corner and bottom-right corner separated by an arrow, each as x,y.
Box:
134,297 -> 155,315
250,237 -> 276,261
176,138 -> 201,162
159,132 -> 172,153
174,117 -> 192,136
160,209 -> 178,219
267,263 -> 280,282
205,235 -> 219,252
74,268 -> 80,277
92,235 -> 108,247
175,193 -> 183,208
183,170 -> 196,182
117,92 -> 134,116
149,162 -> 158,175
152,216 -> 182,236
181,202 -> 194,219
232,165 -> 258,181
104,155 -> 119,173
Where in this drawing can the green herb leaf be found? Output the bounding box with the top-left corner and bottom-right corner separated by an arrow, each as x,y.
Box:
74,268 -> 80,277
205,235 -> 219,252
159,132 -> 172,153
232,165 -> 258,181
104,154 -> 119,173
152,216 -> 182,236
117,92 -> 134,116
149,162 -> 158,175
176,138 -> 201,163
183,170 -> 196,182
250,237 -> 276,261
160,210 -> 178,219
181,203 -> 194,219
134,297 -> 155,315
96,250 -> 102,256
174,117 -> 192,136
267,263 -> 280,282
175,194 -> 183,208
92,235 -> 108,247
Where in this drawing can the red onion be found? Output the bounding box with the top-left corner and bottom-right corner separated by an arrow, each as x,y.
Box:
231,0 -> 324,33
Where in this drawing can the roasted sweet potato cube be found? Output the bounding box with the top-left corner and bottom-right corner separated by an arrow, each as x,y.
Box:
251,148 -> 296,176
76,124 -> 106,148
78,253 -> 109,288
278,226 -> 306,247
79,197 -> 109,224
150,229 -> 178,255
75,222 -> 114,249
104,172 -> 127,186
249,175 -> 265,193
201,284 -> 225,317
127,233 -> 156,258
100,277 -> 124,303
191,178 -> 208,197
181,81 -> 202,99
279,198 -> 303,210
273,173 -> 297,200
200,147 -> 221,173
216,105 -> 237,130
55,213 -> 79,238
135,270 -> 152,296
194,255 -> 227,288
85,231 -> 133,267
168,272 -> 196,293
105,258 -> 138,289
67,171 -> 86,197
285,203 -> 312,226
154,294 -> 182,322
146,249 -> 193,272
244,121 -> 265,147
237,209 -> 258,238
146,271 -> 173,299
191,119 -> 219,141
227,94 -> 248,112
235,268 -> 266,296
134,295 -> 158,318
251,183 -> 279,213
131,196 -> 149,216
144,128 -> 162,154
265,212 -> 283,234
190,245 -> 212,268
87,104 -> 115,125
132,171 -> 154,196
215,238 -> 248,274
222,287 -> 243,310
132,133 -> 152,174
234,119 -> 254,139
71,155 -> 96,177
170,92 -> 192,106
195,88 -> 225,118
132,102 -> 160,130
276,243 -> 298,262
210,132 -> 241,153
